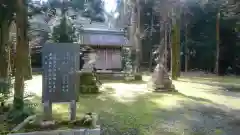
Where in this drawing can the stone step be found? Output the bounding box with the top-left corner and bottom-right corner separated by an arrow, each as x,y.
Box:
8,127 -> 100,135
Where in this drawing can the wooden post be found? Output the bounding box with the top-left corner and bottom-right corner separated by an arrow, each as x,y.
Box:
43,101 -> 52,120
70,100 -> 76,121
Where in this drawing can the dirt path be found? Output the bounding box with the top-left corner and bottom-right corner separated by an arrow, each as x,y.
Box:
171,78 -> 240,135
173,80 -> 240,117
102,80 -> 240,135
24,75 -> 42,96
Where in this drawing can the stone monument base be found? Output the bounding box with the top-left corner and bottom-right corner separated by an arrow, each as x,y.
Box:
8,126 -> 101,135
150,72 -> 175,92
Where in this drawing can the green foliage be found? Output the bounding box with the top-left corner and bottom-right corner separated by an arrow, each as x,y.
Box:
122,48 -> 133,71
79,72 -> 99,94
134,74 -> 142,81
122,48 -> 143,81
0,77 -> 11,116
183,2 -> 238,73
71,0 -> 85,10
0,0 -> 15,23
7,99 -> 36,124
0,79 -> 11,103
90,0 -> 104,14
122,48 -> 134,80
82,0 -> 105,22
0,1 -> 15,100
7,108 -> 34,124
51,16 -> 77,43
139,0 -> 239,73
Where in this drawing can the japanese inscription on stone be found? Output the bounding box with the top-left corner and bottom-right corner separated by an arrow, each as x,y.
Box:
42,43 -> 80,103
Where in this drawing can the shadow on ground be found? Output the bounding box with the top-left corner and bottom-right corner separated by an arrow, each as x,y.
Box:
49,82 -> 240,135
179,75 -> 240,92
177,76 -> 240,101
177,79 -> 240,91
22,74 -> 240,135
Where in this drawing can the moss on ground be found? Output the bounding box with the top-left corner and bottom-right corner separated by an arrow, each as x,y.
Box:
79,72 -> 99,94
180,75 -> 240,84
134,74 -> 142,81
47,83 -> 201,135
180,75 -> 240,92
2,78 -> 236,135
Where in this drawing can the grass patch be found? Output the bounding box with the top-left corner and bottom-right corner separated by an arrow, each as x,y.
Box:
43,82 -> 186,135
224,86 -> 240,92
21,118 -> 96,132
180,75 -> 240,84
0,122 -> 16,134
52,94 -> 158,134
179,75 -> 240,92
101,80 -> 145,84
4,79 -> 231,135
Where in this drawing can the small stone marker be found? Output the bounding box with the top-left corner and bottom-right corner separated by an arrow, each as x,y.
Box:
42,43 -> 80,120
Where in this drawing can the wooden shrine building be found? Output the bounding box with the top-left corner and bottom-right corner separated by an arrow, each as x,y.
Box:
79,28 -> 129,71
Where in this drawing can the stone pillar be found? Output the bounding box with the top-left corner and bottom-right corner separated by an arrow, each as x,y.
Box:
152,45 -> 174,91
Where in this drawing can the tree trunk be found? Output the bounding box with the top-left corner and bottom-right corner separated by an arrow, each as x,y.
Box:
0,19 -> 11,90
149,47 -> 153,72
215,11 -> 220,75
135,0 -> 141,71
164,22 -> 168,70
134,28 -> 141,72
25,46 -> 32,80
171,6 -> 181,79
13,0 -> 28,110
176,8 -> 181,77
130,2 -> 137,73
184,23 -> 188,72
160,22 -> 168,83
168,19 -> 172,72
24,16 -> 32,80
131,0 -> 141,73
171,23 -> 178,80
23,1 -> 32,80
158,23 -> 165,85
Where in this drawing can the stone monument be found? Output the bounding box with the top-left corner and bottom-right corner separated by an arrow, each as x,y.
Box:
151,44 -> 173,91
8,43 -> 100,135
42,43 -> 80,120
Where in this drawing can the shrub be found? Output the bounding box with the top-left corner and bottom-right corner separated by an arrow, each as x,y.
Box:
124,74 -> 142,82
0,78 -> 11,114
0,79 -> 11,102
134,74 -> 142,81
7,98 -> 36,124
78,72 -> 99,94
